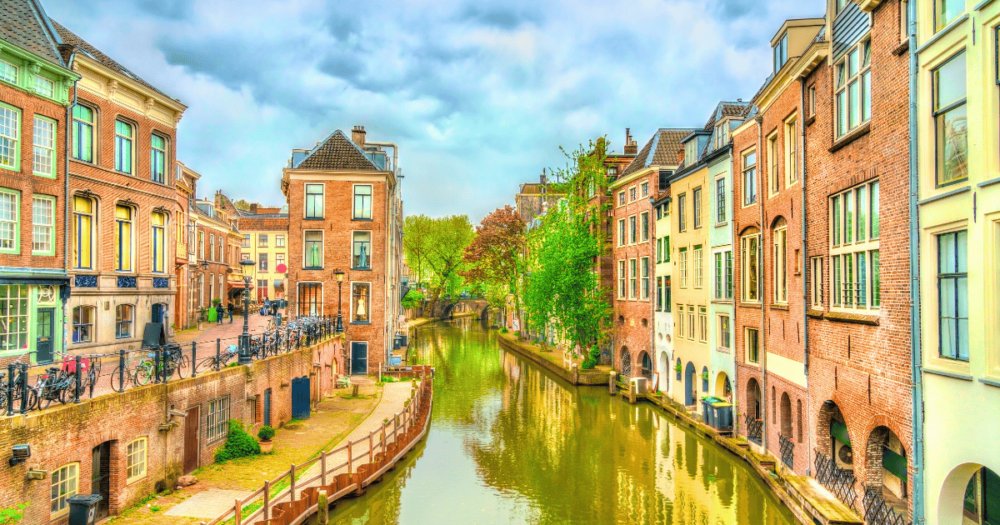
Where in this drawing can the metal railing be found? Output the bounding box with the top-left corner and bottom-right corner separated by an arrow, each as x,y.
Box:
744,413 -> 762,445
814,450 -> 858,511
863,484 -> 911,525
778,433 -> 794,469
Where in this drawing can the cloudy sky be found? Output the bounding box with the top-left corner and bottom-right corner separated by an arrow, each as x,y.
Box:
44,0 -> 820,223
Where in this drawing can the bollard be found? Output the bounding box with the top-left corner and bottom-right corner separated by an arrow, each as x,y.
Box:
216,338 -> 222,371
628,382 -> 636,405
191,341 -> 198,377
19,363 -> 27,414
290,464 -> 296,501
317,489 -> 329,525
572,363 -> 579,385
74,355 -> 82,403
263,479 -> 270,520
347,441 -> 353,476
154,346 -> 162,383
321,450 -> 327,487
118,350 -> 126,393
6,363 -> 14,416
609,371 -> 617,395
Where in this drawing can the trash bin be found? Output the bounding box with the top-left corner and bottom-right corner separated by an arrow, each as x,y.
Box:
68,494 -> 102,525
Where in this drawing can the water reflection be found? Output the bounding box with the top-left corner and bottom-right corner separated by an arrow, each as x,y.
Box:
326,320 -> 794,525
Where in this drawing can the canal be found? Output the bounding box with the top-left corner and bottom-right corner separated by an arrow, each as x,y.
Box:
326,319 -> 796,524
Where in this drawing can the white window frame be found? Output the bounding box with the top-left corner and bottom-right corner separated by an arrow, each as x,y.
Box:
715,175 -> 727,224
618,218 -> 625,247
699,306 -> 708,343
746,327 -> 760,364
694,246 -> 703,289
32,195 -> 55,256
0,59 -> 17,84
741,232 -> 761,303
785,115 -> 798,186
678,193 -> 687,232
719,314 -> 731,350
693,187 -> 703,229
34,74 -> 54,98
640,211 -> 650,242
206,395 -> 231,443
830,180 -> 880,312
680,248 -> 688,288
767,132 -> 779,197
305,183 -> 324,219
126,437 -> 148,484
0,189 -> 19,254
351,281 -> 373,323
0,103 -> 20,171
773,225 -> 788,304
50,463 -> 79,518
629,258 -> 638,299
353,184 -> 373,220
640,257 -> 650,300
303,230 -> 324,269
33,115 -> 55,177
742,150 -> 757,207
810,256 -> 824,308
687,305 -> 695,340
0,285 -> 29,351
617,259 -> 626,299
835,37 -> 872,138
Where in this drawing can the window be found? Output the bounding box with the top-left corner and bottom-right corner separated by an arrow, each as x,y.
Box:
933,51 -> 967,186
71,105 -> 94,163
0,59 -> 16,84
835,38 -> 872,138
810,257 -> 823,308
0,189 -> 17,253
742,231 -> 761,302
716,177 -> 726,224
656,238 -> 663,263
640,257 -> 650,299
680,248 -> 688,288
742,151 -> 757,206
73,196 -> 94,269
151,212 -> 166,273
773,33 -> 788,73
32,195 -> 54,255
34,75 -> 53,97
773,223 -> 788,304
656,276 -> 664,310
276,253 -> 285,268
693,187 -> 703,228
276,234 -> 285,248
746,328 -> 760,364
629,258 -> 638,299
618,218 -> 625,246
627,215 -> 636,244
617,260 -> 626,299
115,304 -> 133,339
618,191 -> 626,206
935,0 -> 965,32
715,250 -> 733,300
51,463 -> 78,517
209,235 -> 215,261
629,186 -> 637,201
715,120 -> 730,149
353,185 -> 372,219
72,306 -> 94,343
719,315 -> 731,350
641,182 -> 648,197
694,246 -> 703,288
298,282 -> 322,316
767,133 -> 779,196
258,234 -> 268,248
685,141 -> 698,166
305,184 -> 324,219
677,304 -> 684,335
687,305 -> 695,340
0,285 -> 28,351
658,170 -> 673,191
304,231 -> 323,269
206,396 -> 231,443
353,231 -> 372,269
198,231 -> 205,260
640,211 -> 650,241
830,181 -> 880,310
126,438 -> 147,483
664,278 -> 671,312
258,253 -> 268,272
352,282 -> 371,322
938,230 -> 968,360
678,194 -> 687,231
33,116 -> 55,177
115,205 -> 132,272
809,85 -> 817,117
148,135 -> 167,183
699,306 -> 708,342
0,104 -> 19,171
115,120 -> 133,174
665,236 -> 670,262
785,117 -> 797,185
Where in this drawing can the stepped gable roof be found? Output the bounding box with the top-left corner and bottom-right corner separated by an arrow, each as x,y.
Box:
295,130 -> 382,171
51,19 -> 179,102
621,128 -> 697,177
0,0 -> 65,67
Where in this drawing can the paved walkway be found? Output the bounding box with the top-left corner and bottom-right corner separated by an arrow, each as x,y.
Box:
173,307 -> 286,346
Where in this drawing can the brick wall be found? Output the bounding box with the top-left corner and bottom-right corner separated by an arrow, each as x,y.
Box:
611,171 -> 655,377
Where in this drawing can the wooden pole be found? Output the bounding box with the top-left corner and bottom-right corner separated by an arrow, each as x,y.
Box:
290,464 -> 296,501
263,480 -> 270,520
321,450 -> 327,487
347,441 -> 353,474
368,430 -> 374,463
235,499 -> 242,525
317,489 -> 329,525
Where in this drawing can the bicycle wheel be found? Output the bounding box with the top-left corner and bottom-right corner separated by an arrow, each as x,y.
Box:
24,387 -> 38,411
134,362 -> 153,386
38,384 -> 52,410
174,355 -> 189,379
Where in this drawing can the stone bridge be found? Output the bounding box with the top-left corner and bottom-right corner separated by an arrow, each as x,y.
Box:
422,298 -> 489,320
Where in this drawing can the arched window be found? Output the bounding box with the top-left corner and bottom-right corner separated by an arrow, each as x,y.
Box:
116,304 -> 133,339
72,306 -> 95,343
702,366 -> 709,392
72,195 -> 95,270
50,462 -> 79,518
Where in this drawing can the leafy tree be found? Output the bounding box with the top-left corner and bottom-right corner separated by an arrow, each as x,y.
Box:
462,205 -> 526,322
232,199 -> 261,211
401,289 -> 425,310
403,214 -> 474,315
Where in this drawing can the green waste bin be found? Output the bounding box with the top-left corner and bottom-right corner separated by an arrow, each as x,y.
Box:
207,307 -> 218,323
68,494 -> 102,525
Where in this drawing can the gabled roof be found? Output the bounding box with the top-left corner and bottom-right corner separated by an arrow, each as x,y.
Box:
294,130 -> 383,171
704,101 -> 753,129
0,0 -> 66,67
620,128 -> 698,178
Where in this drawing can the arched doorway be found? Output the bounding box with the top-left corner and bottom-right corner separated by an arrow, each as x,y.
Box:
714,372 -> 732,403
745,378 -> 762,445
619,347 -> 631,378
780,393 -> 792,437
779,392 -> 794,469
861,426 -> 909,521
816,400 -> 857,509
684,362 -> 696,407
657,351 -> 669,392
938,465 -> 999,525
638,351 -> 652,382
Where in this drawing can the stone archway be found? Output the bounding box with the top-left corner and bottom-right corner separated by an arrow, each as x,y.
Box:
861,426 -> 909,520
816,400 -> 858,510
780,393 -> 792,438
619,347 -> 631,378
657,351 -> 669,392
938,464 -> 1000,525
638,351 -> 652,382
714,371 -> 732,402
744,378 -> 762,445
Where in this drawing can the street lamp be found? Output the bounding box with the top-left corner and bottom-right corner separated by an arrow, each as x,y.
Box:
238,258 -> 256,365
334,269 -> 345,334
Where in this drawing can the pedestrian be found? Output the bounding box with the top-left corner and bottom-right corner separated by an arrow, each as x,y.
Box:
263,297 -> 271,316
227,302 -> 234,323
216,303 -> 224,325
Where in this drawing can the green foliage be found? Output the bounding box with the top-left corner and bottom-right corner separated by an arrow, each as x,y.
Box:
212,298 -> 222,306
403,214 -> 475,314
401,289 -> 425,310
0,502 -> 27,524
675,362 -> 682,373
380,375 -> 399,383
257,425 -> 276,442
581,346 -> 601,369
499,327 -> 509,334
462,205 -> 526,315
214,420 -> 260,462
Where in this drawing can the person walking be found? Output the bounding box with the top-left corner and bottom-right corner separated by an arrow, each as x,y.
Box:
263,297 -> 271,316
216,303 -> 224,325
227,302 -> 234,323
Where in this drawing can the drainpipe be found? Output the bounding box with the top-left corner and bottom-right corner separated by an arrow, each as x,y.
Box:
65,71 -> 79,359
908,0 -> 925,522
799,76 -> 811,474
755,114 -> 768,453
365,141 -> 399,368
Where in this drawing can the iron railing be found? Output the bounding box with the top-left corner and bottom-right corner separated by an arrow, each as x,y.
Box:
744,413 -> 762,445
779,434 -> 794,469
863,484 -> 911,525
815,450 -> 858,511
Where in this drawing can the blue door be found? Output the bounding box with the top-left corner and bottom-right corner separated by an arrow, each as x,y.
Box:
151,303 -> 165,324
291,377 -> 310,420
685,362 -> 697,406
351,342 -> 368,375
263,388 -> 272,427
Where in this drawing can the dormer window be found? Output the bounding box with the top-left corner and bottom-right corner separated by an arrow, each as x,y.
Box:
685,141 -> 697,165
773,33 -> 788,73
715,120 -> 730,149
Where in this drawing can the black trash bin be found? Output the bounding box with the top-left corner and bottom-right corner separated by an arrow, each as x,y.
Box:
68,494 -> 102,525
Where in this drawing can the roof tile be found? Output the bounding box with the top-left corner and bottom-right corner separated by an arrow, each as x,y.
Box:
0,0 -> 64,66
295,130 -> 382,171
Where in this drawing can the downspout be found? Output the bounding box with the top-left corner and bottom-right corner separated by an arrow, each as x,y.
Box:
799,75 -> 811,474
65,68 -> 78,360
365,142 -> 399,368
755,114 -> 768,452
908,0 -> 924,522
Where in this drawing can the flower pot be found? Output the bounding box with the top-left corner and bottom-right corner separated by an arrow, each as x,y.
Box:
259,440 -> 273,453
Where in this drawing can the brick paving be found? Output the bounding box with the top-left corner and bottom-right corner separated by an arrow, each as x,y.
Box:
173,307 -> 286,346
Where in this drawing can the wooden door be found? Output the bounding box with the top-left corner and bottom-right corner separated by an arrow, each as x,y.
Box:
184,407 -> 200,474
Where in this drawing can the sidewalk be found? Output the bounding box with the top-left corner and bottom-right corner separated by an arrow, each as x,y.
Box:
173,308 -> 286,346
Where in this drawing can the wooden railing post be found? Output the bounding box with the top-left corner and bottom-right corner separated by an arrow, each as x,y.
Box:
368,431 -> 374,463
263,479 -> 270,520
381,425 -> 386,456
347,441 -> 353,475
290,464 -> 296,501
235,499 -> 242,525
321,450 -> 327,486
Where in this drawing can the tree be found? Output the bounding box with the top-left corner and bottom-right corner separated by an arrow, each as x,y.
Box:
403,214 -> 474,316
462,206 -> 526,323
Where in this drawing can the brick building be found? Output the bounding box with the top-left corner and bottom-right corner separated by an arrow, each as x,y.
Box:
189,195 -> 240,322
0,0 -> 78,364
234,203 -> 290,303
282,126 -> 404,375
173,162 -> 198,330
57,19 -> 186,354
515,173 -> 564,225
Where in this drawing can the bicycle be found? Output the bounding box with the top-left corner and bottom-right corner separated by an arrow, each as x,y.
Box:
0,355 -> 38,411
110,352 -> 154,392
198,344 -> 239,371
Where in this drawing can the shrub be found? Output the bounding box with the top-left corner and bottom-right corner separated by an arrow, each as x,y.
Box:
499,327 -> 509,334
380,375 -> 398,383
581,346 -> 601,369
257,425 -> 276,442
214,420 -> 260,462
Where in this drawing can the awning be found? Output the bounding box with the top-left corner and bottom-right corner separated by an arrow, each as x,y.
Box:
0,276 -> 70,286
227,281 -> 254,290
882,446 -> 907,479
831,420 -> 851,446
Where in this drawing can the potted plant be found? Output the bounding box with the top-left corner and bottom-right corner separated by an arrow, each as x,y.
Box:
257,425 -> 276,453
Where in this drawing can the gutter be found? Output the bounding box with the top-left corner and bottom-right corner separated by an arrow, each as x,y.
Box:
756,114 -> 769,452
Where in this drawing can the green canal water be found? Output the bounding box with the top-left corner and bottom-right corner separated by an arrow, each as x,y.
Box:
324,319 -> 795,525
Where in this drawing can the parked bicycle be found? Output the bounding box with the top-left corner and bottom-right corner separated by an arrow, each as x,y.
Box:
0,355 -> 36,411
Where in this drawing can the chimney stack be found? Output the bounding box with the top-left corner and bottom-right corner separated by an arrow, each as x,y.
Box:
624,128 -> 638,155
540,168 -> 547,186
352,125 -> 367,146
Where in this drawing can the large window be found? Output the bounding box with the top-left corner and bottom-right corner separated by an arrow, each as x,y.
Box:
629,258 -> 638,299
693,187 -> 702,229
773,222 -> 788,304
937,230 -> 968,360
298,282 -> 322,316
741,231 -> 761,302
935,0 -> 965,32
50,463 -> 78,517
617,260 -> 626,299
785,117 -> 797,185
305,184 -> 324,219
32,195 -> 54,255
742,151 -> 757,206
34,75 -> 53,98
0,189 -> 18,253
0,285 -> 28,351
629,215 -> 637,244
73,196 -> 94,269
719,315 -> 731,350
353,231 -> 372,269
0,59 -> 16,84
835,38 -> 872,138
353,184 -> 372,219
198,231 -> 204,260
767,133 -> 779,196
678,194 -> 687,231
933,51 -> 967,186
694,246 -> 703,288
151,212 -> 166,273
746,327 -> 760,364
618,218 -> 625,247
0,104 -> 19,171
352,282 -> 371,323
258,234 -> 268,248
126,438 -> 147,483
71,105 -> 94,162
151,135 -> 167,183
206,396 -> 231,443
773,32 -> 788,73
304,231 -> 323,269
680,248 -> 688,288
116,304 -> 133,339
258,253 -> 268,272
276,234 -> 285,248
72,306 -> 94,343
716,177 -> 726,224
715,250 -> 733,300
115,205 -> 133,271
677,304 -> 684,336
810,256 -> 823,308
656,276 -> 664,311
640,257 -> 650,300
115,120 -> 133,174
687,305 -> 695,340
699,306 -> 708,343
640,211 -> 650,241
33,116 -> 55,177
830,181 -> 880,310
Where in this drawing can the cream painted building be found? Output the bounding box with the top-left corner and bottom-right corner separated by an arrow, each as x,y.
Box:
235,207 -> 290,303
914,1 -> 1000,523
653,193 -> 673,394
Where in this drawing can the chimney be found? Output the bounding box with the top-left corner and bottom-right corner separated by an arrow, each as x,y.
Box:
250,203 -> 258,213
540,168 -> 547,186
352,125 -> 367,146
624,128 -> 637,155
677,148 -> 685,164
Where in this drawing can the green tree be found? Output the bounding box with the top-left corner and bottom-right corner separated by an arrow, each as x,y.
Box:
462,205 -> 526,322
403,214 -> 474,316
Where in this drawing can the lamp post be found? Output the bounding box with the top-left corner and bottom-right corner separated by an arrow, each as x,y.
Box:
334,269 -> 345,333
238,258 -> 256,365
